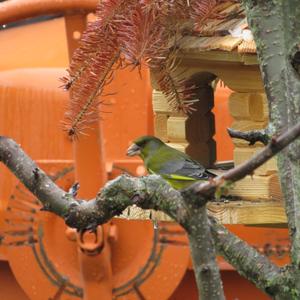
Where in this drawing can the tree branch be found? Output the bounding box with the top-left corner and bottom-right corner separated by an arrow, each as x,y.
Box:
243,1 -> 300,296
181,191 -> 225,300
2,121 -> 299,297
0,136 -> 73,216
0,136 -> 225,299
0,137 -> 188,231
210,217 -> 292,299
0,135 -> 284,299
187,210 -> 225,300
65,174 -> 189,231
227,127 -> 270,146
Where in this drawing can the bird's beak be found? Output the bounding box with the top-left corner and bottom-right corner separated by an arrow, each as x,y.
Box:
126,143 -> 141,157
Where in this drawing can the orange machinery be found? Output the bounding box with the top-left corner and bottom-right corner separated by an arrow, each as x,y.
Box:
0,1 -> 289,300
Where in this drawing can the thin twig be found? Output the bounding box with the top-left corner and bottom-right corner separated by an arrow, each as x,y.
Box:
227,127 -> 270,146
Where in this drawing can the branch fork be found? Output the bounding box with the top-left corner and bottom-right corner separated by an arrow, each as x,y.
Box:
1,119 -> 300,299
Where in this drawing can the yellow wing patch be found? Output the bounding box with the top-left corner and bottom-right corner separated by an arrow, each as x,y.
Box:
163,174 -> 195,181
148,170 -> 206,190
149,169 -> 193,181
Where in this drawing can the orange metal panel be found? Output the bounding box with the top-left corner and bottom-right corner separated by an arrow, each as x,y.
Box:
213,83 -> 234,161
0,0 -> 97,24
0,261 -> 30,300
170,270 -> 271,300
0,69 -> 72,253
102,66 -> 154,162
0,18 -> 69,70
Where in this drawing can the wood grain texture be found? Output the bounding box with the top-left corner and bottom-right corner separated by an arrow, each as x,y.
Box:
207,200 -> 286,225
234,147 -> 278,175
176,60 -> 264,92
152,90 -> 184,115
154,113 -> 169,142
231,120 -> 267,132
186,140 -> 216,167
228,92 -> 252,119
230,174 -> 282,201
249,93 -> 269,122
166,115 -> 215,143
167,142 -> 187,153
117,201 -> 286,225
228,92 -> 268,121
167,116 -> 188,142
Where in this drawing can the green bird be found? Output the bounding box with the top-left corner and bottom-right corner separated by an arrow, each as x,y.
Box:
127,136 -> 216,189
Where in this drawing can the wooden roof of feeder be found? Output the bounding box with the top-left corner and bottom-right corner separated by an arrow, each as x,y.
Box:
178,1 -> 258,65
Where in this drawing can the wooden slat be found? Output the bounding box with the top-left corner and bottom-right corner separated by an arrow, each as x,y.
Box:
234,147 -> 278,175
207,200 -> 286,224
167,142 -> 187,153
232,138 -> 265,148
228,92 -> 268,121
217,36 -> 243,51
167,116 -> 187,142
178,50 -> 259,66
231,120 -> 267,131
176,58 -> 263,92
230,174 -> 282,201
249,93 -> 269,122
152,90 -> 184,115
228,92 -> 252,119
179,36 -> 243,52
242,54 -> 259,65
154,113 -> 168,142
166,140 -> 216,167
186,140 -> 216,167
152,90 -> 171,113
117,201 -> 287,225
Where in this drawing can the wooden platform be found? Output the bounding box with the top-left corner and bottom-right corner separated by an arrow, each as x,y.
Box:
117,200 -> 287,225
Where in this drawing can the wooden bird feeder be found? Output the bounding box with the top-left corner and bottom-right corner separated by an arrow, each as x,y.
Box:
126,1 -> 286,226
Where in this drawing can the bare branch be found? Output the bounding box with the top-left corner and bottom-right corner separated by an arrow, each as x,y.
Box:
0,137 -> 290,299
187,209 -> 225,300
0,136 -> 189,231
0,136 -> 226,298
209,217 -> 291,298
65,174 -> 189,231
181,191 -> 225,299
242,2 -> 300,296
227,127 -> 270,146
0,136 -> 73,216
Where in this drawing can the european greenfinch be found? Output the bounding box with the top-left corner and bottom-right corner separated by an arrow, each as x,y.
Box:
127,136 -> 215,189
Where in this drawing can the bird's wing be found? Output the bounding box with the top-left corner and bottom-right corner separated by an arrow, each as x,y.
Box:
164,157 -> 214,181
148,145 -> 215,181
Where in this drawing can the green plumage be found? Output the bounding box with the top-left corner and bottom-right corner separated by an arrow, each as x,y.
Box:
127,136 -> 215,189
